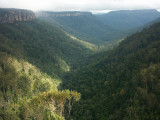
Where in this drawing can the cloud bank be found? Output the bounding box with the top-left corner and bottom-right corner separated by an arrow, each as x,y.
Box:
0,0 -> 160,12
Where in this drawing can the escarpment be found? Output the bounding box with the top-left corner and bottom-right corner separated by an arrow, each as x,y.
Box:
0,8 -> 36,23
36,11 -> 92,17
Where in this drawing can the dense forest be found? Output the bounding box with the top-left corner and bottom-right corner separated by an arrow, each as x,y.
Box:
97,9 -> 160,30
0,19 -> 99,75
0,18 -> 95,119
62,22 -> 160,120
37,10 -> 160,44
1,8 -> 160,120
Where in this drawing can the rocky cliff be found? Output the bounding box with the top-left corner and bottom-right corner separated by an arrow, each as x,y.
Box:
0,8 -> 36,23
36,11 -> 92,17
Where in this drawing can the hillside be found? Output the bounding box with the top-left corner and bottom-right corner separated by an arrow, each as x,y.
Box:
36,11 -> 115,44
97,9 -> 160,30
0,18 -> 96,76
36,10 -> 160,44
0,8 -> 99,119
61,21 -> 160,120
0,53 -> 81,120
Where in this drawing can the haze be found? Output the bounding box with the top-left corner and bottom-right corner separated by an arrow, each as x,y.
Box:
0,0 -> 160,13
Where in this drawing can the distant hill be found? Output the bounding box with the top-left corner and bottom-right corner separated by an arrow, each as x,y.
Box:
36,11 -> 115,44
36,10 -> 160,44
36,11 -> 92,17
62,21 -> 160,120
146,17 -> 160,26
97,9 -> 160,30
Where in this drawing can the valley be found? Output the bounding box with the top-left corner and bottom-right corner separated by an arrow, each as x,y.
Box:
0,8 -> 160,120
36,9 -> 160,44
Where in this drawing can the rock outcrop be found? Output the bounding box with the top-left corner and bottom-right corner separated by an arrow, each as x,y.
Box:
36,11 -> 92,17
0,8 -> 36,23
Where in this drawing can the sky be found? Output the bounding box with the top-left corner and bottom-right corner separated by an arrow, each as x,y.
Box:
0,0 -> 160,13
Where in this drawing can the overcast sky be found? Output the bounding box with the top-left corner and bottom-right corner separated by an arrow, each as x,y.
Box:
0,0 -> 160,13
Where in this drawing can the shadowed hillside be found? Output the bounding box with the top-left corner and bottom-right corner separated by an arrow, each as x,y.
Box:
0,8 -> 96,119
36,10 -> 160,44
62,21 -> 160,120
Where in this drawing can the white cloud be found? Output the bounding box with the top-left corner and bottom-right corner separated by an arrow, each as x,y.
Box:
0,0 -> 160,11
91,10 -> 112,14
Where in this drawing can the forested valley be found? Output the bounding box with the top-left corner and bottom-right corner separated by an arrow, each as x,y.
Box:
0,8 -> 160,120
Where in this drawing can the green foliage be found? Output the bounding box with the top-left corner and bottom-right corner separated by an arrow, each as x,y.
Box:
97,9 -> 160,31
0,51 -> 81,119
38,14 -> 113,44
0,19 -> 94,76
0,52 -> 62,119
38,14 -> 130,44
38,10 -> 160,44
1,8 -> 160,120
31,90 -> 81,118
62,22 -> 160,119
0,18 -> 84,119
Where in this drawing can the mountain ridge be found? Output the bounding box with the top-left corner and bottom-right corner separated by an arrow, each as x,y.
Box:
36,11 -> 92,17
97,9 -> 160,30
37,9 -> 160,44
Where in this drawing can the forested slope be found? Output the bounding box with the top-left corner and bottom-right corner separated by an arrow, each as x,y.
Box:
37,12 -> 115,44
37,10 -> 160,44
62,22 -> 160,120
97,9 -> 160,30
0,14 -> 98,119
0,19 -> 96,76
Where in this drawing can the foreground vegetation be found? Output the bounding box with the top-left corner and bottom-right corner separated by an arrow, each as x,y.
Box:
0,19 -> 85,119
0,53 -> 81,119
